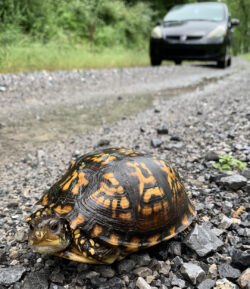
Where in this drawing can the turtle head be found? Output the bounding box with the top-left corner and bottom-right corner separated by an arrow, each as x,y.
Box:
26,213 -> 72,254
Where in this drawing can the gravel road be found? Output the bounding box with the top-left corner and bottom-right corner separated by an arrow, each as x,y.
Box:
0,59 -> 250,289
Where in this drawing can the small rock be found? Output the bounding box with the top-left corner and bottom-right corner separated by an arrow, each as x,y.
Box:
151,138 -> 162,148
49,270 -> 65,285
9,249 -> 19,259
0,266 -> 26,286
180,262 -> 205,285
133,267 -> 152,278
22,272 -> 49,289
146,275 -> 155,284
219,215 -> 233,229
197,278 -> 216,289
117,259 -> 136,274
232,249 -> 250,269
108,276 -> 124,288
85,271 -> 100,279
170,135 -> 181,141
97,139 -> 110,147
205,151 -> 219,161
164,143 -> 184,150
168,241 -> 182,256
136,277 -> 151,289
218,263 -> 241,280
171,274 -> 185,288
130,253 -> 151,266
157,126 -> 169,135
208,264 -> 218,279
96,266 -> 115,278
159,263 -> 171,275
237,268 -> 250,289
242,167 -> 250,179
184,223 -> 223,257
15,229 -> 28,242
215,278 -> 238,289
220,175 -> 247,191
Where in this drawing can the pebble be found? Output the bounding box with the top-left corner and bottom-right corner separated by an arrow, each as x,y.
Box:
0,266 -> 26,286
151,138 -> 162,148
197,278 -> 216,289
136,277 -> 152,289
208,264 -> 218,279
219,215 -> 233,229
22,272 -> 49,289
184,223 -> 223,257
133,267 -> 152,278
157,126 -> 169,135
214,278 -> 238,289
117,259 -> 136,274
232,249 -> 250,269
180,262 -> 205,285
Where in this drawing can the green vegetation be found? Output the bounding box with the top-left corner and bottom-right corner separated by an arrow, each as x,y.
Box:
241,53 -> 250,61
213,154 -> 246,171
0,0 -> 249,72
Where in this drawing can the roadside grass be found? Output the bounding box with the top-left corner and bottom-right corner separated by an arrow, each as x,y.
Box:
0,42 -> 150,73
241,53 -> 250,61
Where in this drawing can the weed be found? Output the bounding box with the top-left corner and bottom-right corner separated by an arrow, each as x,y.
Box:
213,154 -> 246,171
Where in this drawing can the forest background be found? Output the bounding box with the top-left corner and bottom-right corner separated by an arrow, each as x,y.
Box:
0,0 -> 249,72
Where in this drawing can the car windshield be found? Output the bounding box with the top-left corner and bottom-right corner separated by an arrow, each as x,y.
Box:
164,3 -> 225,22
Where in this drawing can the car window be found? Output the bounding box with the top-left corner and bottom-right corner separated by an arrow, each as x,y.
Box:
164,3 -> 225,22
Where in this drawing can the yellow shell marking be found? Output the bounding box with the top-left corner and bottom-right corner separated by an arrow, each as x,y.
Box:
153,202 -> 163,213
120,197 -> 130,209
101,156 -> 117,166
72,172 -> 89,195
54,205 -> 72,215
147,233 -> 160,246
102,172 -> 119,186
41,193 -> 49,206
70,214 -> 85,229
126,237 -> 141,250
127,162 -> 156,196
143,187 -> 164,203
103,198 -> 111,208
89,248 -> 95,256
89,239 -> 95,246
188,203 -> 195,215
182,214 -> 189,226
91,225 -> 103,238
160,162 -> 176,191
141,206 -> 152,216
119,212 -> 132,221
62,170 -> 78,191
109,234 -> 119,246
169,225 -> 176,236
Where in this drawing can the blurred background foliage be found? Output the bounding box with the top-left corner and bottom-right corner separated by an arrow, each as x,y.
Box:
0,0 -> 249,72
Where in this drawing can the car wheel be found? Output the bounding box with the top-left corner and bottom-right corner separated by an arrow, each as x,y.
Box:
174,60 -> 182,65
151,57 -> 162,66
217,58 -> 227,69
227,57 -> 232,67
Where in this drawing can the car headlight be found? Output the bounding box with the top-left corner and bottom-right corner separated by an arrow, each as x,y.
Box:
151,26 -> 162,39
207,26 -> 226,38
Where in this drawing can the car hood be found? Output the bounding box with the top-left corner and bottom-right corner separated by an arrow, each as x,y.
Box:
161,20 -> 224,37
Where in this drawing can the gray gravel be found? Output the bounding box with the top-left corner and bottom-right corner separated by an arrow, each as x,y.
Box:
0,59 -> 250,288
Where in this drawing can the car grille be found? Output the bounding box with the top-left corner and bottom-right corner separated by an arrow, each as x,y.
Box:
166,35 -> 203,41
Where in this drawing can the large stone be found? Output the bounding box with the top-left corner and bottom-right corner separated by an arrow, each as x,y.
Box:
220,175 -> 247,191
0,266 -> 26,286
219,215 -> 233,229
237,268 -> 250,289
218,263 -> 241,280
180,262 -> 205,285
184,223 -> 223,257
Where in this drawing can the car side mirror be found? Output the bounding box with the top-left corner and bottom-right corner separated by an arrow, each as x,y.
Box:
231,18 -> 240,27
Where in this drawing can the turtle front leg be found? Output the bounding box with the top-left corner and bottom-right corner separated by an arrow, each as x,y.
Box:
55,230 -> 121,264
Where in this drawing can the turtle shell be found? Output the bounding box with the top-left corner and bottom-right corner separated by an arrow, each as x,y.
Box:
38,148 -> 196,252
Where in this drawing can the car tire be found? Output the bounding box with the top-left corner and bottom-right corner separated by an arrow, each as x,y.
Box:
174,60 -> 182,65
150,57 -> 162,66
227,57 -> 232,67
217,58 -> 227,69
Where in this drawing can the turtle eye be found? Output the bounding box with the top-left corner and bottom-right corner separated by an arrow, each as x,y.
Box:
50,221 -> 60,233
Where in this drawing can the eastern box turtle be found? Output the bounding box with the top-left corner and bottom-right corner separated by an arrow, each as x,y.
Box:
26,148 -> 196,264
